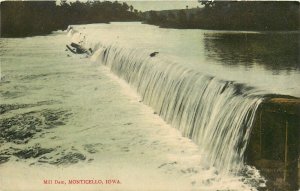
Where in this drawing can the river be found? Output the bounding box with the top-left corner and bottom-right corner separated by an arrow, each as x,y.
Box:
1,22 -> 298,191
76,22 -> 299,97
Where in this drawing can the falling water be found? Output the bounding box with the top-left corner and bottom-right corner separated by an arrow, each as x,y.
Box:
69,28 -> 264,175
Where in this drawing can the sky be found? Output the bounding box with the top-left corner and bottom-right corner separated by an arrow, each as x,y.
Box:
124,1 -> 201,11
53,0 -> 201,12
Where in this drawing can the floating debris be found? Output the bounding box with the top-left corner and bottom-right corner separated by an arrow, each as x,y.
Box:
150,51 -> 159,57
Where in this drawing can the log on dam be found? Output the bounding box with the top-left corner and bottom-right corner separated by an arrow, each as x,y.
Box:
0,22 -> 299,191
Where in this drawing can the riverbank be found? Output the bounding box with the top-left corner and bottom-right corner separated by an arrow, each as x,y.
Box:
0,1 -> 140,38
142,2 -> 299,31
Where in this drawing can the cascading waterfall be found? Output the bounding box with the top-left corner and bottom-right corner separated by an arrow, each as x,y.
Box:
69,28 -> 264,175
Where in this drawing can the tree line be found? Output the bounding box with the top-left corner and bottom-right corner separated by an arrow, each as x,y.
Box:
1,1 -> 299,37
1,1 -> 140,37
143,1 -> 300,31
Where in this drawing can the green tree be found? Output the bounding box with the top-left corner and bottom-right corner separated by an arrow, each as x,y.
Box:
129,5 -> 134,12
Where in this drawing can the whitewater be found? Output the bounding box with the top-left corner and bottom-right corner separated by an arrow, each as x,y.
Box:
2,22 -> 292,191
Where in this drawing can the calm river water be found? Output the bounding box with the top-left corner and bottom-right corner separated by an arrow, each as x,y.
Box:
76,22 -> 299,97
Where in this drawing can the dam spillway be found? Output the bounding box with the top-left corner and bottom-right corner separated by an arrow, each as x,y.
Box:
97,42 -> 263,174
68,23 -> 299,190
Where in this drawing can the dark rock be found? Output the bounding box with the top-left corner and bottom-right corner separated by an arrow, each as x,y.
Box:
0,156 -> 10,164
14,146 -> 54,159
50,152 -> 86,165
0,109 -> 71,144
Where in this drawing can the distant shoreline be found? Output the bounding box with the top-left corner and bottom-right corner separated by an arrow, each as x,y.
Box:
1,1 -> 299,38
0,1 -> 140,38
142,2 -> 299,32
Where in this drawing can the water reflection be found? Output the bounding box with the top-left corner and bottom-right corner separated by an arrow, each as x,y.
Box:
204,32 -> 300,74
